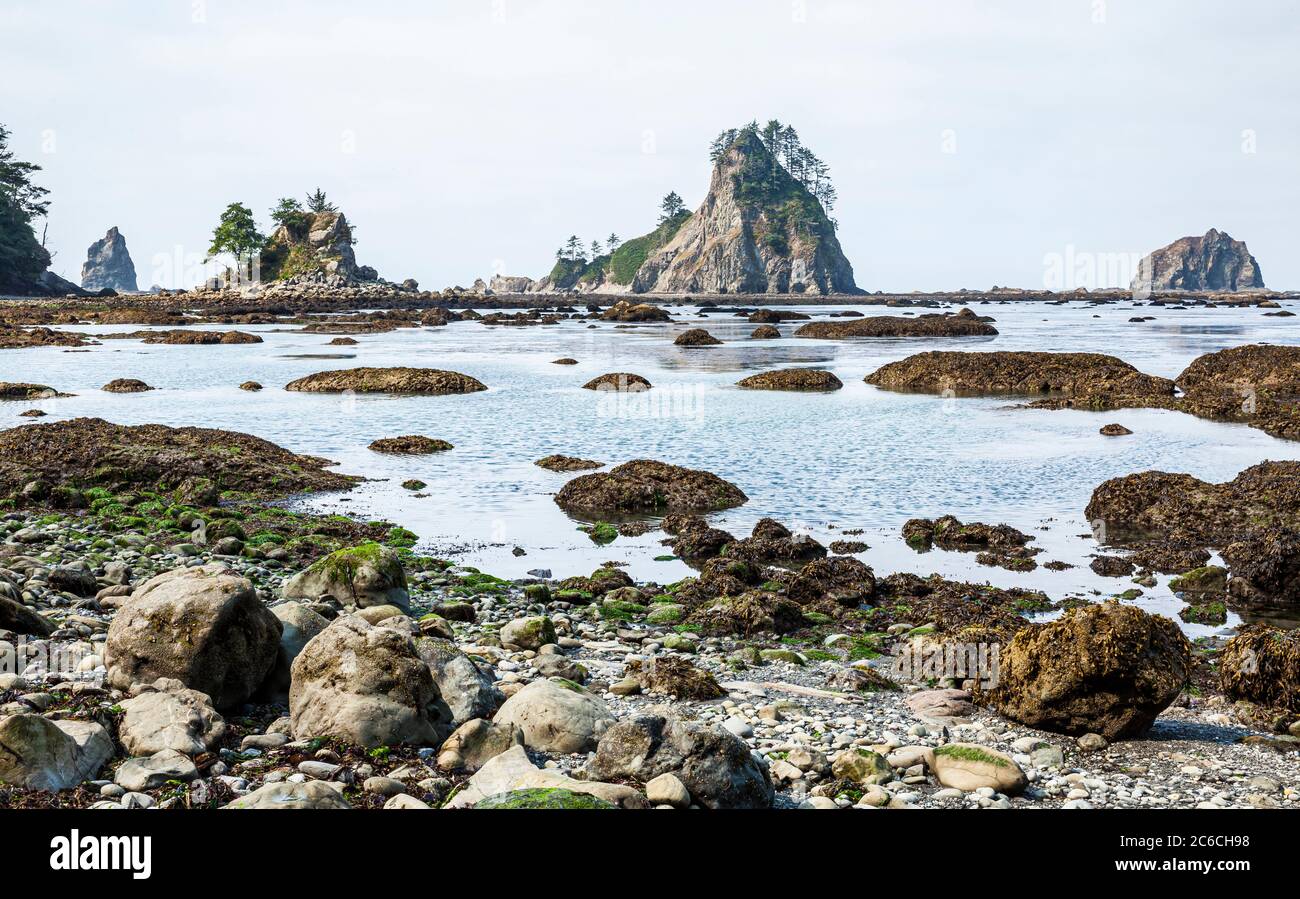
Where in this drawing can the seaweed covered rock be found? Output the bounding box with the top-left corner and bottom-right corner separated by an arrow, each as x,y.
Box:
555,459 -> 747,517
722,517 -> 826,567
903,515 -> 1032,552
686,591 -> 806,636
627,655 -> 725,700
282,542 -> 409,610
787,555 -> 876,607
0,417 -> 358,506
599,300 -> 670,322
797,308 -> 996,339
499,615 -> 557,650
535,454 -> 603,472
867,351 -> 1174,410
1222,530 -> 1300,608
581,372 -> 652,392
105,329 -> 262,345
586,712 -> 775,809
736,369 -> 843,391
1173,344 -> 1300,440
290,615 -> 452,747
105,564 -> 282,710
102,378 -> 153,393
985,601 -> 1191,740
930,743 -> 1027,794
285,367 -> 486,394
750,324 -> 781,339
476,788 -> 617,810
0,382 -> 64,399
674,328 -> 721,347
1219,625 -> 1299,712
368,435 -> 453,454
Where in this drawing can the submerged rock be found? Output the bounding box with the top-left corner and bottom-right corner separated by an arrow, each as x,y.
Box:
285,367 -> 486,394
102,378 -> 153,393
534,454 -> 603,472
581,372 -> 652,392
736,368 -> 842,391
750,324 -> 781,339
368,435 -> 453,454
674,328 -> 722,347
554,459 -> 747,517
797,308 -> 996,339
985,601 -> 1191,740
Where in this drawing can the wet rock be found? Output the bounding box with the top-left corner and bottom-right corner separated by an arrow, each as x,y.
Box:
289,615 -> 452,747
1100,423 -> 1132,436
1168,565 -> 1228,596
736,368 -> 843,391
750,324 -> 781,339
491,677 -> 615,754
586,712 -> 775,809
282,542 -> 409,610
787,555 -> 875,607
867,350 -> 1173,409
367,435 -> 453,454
903,515 -> 1032,552
686,591 -> 807,636
0,417 -> 357,505
798,308 -> 997,339
105,564 -> 282,710
534,454 -> 603,472
1222,530 -> 1300,607
1090,555 -> 1135,577
0,382 -> 63,399
1220,625 -> 1298,711
1173,344 -> 1300,440
238,381 -> 262,391
581,372 -> 652,392
627,655 -> 725,700
285,367 -> 486,394
599,300 -> 670,323
985,601 -> 1192,740
101,378 -> 153,393
555,459 -> 747,517
105,328 -> 262,345
674,328 -> 721,347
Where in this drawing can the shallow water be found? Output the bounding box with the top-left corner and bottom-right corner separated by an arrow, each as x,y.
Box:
5,299 -> 1298,635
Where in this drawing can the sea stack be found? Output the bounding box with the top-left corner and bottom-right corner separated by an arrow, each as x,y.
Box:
80,226 -> 138,293
1131,228 -> 1264,293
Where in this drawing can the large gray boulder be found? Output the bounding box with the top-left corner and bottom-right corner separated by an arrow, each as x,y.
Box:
491,677 -> 615,754
259,601 -> 331,698
118,677 -> 227,756
80,226 -> 138,293
282,544 -> 409,610
223,780 -> 351,809
289,615 -> 452,747
586,712 -> 775,809
415,637 -> 504,726
104,564 -> 282,710
0,715 -> 114,791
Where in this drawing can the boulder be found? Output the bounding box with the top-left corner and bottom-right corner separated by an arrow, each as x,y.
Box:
930,743 -> 1027,794
289,615 -> 452,747
586,712 -> 774,809
1219,625 -> 1298,711
259,600 -> 331,698
831,748 -> 893,785
104,564 -> 282,710
555,459 -> 747,517
282,543 -> 409,610
0,715 -> 114,791
581,372 -> 652,392
223,780 -> 351,809
736,368 -> 843,391
0,594 -> 53,636
415,636 -> 505,725
491,677 -> 615,754
674,328 -> 722,347
114,749 -> 199,791
447,744 -> 647,808
798,308 -> 996,339
118,678 -> 226,756
101,378 -> 153,393
284,367 -> 486,395
499,615 -> 556,650
985,601 -> 1191,739
436,718 -> 525,772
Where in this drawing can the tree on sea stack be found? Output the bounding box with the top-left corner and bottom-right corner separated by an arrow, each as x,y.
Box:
206,202 -> 265,282
305,187 -> 336,213
0,123 -> 53,294
659,191 -> 686,224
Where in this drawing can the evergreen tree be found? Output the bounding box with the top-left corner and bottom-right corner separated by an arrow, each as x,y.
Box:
269,197 -> 307,229
305,188 -> 336,213
0,124 -> 52,291
659,191 -> 686,224
590,239 -> 603,258
606,232 -> 620,251
207,202 -> 265,269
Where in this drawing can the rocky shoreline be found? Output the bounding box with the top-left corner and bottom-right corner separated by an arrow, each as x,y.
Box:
0,413 -> 1296,810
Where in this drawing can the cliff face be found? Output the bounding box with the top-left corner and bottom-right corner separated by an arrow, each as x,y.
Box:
1132,228 -> 1264,293
632,131 -> 857,295
260,211 -> 377,284
80,226 -> 138,292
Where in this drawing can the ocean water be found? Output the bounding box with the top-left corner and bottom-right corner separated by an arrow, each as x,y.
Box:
5,299 -> 1298,635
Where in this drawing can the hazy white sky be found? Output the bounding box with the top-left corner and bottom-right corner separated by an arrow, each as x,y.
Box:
3,0 -> 1297,291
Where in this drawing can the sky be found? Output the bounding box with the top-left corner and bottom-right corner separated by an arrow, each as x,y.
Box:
3,0 -> 1297,292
